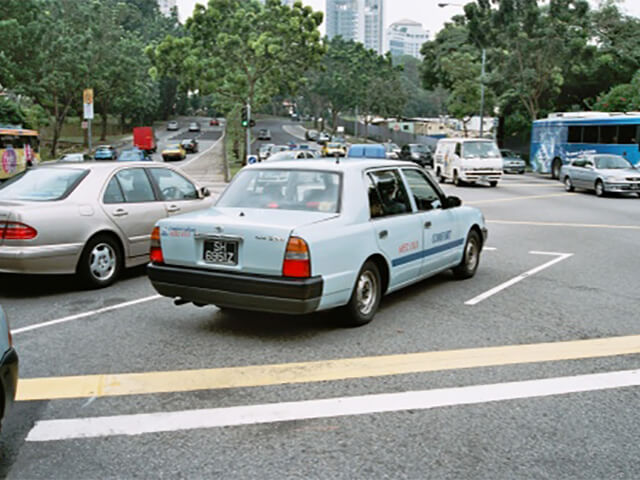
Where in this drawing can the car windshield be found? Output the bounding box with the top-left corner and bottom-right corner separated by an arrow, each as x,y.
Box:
595,155 -> 632,169
119,150 -> 142,161
462,142 -> 500,158
328,143 -> 341,148
412,145 -> 428,153
0,168 -> 87,201
218,169 -> 341,212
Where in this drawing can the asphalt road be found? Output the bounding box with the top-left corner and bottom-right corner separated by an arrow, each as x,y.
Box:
2,118 -> 640,479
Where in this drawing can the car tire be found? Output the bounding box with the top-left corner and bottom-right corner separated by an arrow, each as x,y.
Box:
341,260 -> 382,327
489,181 -> 498,187
77,234 -> 122,289
452,230 -> 481,280
595,179 -> 605,197
551,158 -> 562,179
453,170 -> 464,187
564,176 -> 574,192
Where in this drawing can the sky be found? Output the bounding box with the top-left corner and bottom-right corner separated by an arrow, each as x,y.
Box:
176,0 -> 640,38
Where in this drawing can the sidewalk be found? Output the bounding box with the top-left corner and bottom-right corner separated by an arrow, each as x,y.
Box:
180,134 -> 228,198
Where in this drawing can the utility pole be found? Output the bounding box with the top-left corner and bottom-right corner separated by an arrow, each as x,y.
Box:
479,48 -> 486,138
354,106 -> 358,138
245,101 -> 251,160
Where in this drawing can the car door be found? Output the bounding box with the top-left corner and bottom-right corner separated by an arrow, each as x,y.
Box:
583,157 -> 597,188
367,169 -> 422,289
401,168 -> 462,275
148,167 -> 210,216
101,167 -> 167,259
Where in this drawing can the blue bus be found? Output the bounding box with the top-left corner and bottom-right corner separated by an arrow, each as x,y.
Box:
530,113 -> 640,178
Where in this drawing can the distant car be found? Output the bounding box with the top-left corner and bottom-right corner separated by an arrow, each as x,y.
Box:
94,146 -> 118,161
560,153 -> 640,197
58,153 -> 92,163
180,139 -> 199,154
266,150 -> 318,161
258,129 -> 272,141
162,144 -> 187,161
148,159 -> 487,326
400,144 -> 433,168
269,145 -> 291,156
209,118 -> 219,126
322,142 -> 347,158
0,162 -> 214,287
167,121 -> 179,131
188,122 -> 200,132
500,149 -> 526,174
306,129 -> 319,141
259,143 -> 275,162
118,148 -> 151,162
384,143 -> 400,160
316,132 -> 330,145
290,113 -> 300,121
347,144 -> 386,159
331,135 -> 346,144
0,305 -> 18,432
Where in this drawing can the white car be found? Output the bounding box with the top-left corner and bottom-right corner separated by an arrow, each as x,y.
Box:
434,138 -> 503,187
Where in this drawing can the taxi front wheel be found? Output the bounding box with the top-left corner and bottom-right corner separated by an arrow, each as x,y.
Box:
342,261 -> 382,327
452,230 -> 481,280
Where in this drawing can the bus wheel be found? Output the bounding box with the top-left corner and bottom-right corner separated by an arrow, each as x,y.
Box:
595,180 -> 606,197
564,176 -> 574,192
551,158 -> 562,179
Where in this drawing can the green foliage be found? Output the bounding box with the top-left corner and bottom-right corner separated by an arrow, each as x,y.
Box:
0,98 -> 26,126
593,71 -> 640,112
394,55 -> 446,117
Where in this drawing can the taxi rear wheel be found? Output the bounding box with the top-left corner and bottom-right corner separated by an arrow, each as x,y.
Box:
342,261 -> 381,327
452,230 -> 481,280
564,176 -> 574,192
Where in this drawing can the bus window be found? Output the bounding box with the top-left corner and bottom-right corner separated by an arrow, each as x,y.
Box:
0,135 -> 19,149
600,126 -> 617,144
21,136 -> 39,153
568,126 -> 582,143
583,126 -> 598,143
618,125 -> 638,144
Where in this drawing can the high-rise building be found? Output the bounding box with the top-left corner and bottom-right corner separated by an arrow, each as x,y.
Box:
326,0 -> 384,54
157,0 -> 176,16
386,19 -> 429,59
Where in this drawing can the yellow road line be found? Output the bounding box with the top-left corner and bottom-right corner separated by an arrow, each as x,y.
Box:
488,220 -> 640,230
466,192 -> 575,205
17,335 -> 640,401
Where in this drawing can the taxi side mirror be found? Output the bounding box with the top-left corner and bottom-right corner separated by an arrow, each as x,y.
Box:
200,186 -> 211,198
444,196 -> 462,209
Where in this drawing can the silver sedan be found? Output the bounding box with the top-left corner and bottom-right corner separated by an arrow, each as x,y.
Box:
561,154 -> 640,197
0,162 -> 214,287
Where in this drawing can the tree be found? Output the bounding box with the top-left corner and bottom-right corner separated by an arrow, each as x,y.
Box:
593,71 -> 640,112
394,55 -> 447,118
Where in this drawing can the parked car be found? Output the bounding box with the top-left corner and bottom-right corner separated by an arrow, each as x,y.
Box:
94,146 -> 118,161
500,149 -> 526,174
167,121 -> 179,131
384,143 -> 400,160
148,159 -> 487,326
322,142 -> 347,157
259,144 -> 275,162
188,122 -> 200,132
266,150 -> 319,161
133,126 -> 157,154
162,144 -> 187,161
180,138 -> 199,154
434,138 -> 502,187
306,129 -> 319,141
316,132 -> 331,145
258,129 -> 272,141
347,144 -> 386,159
0,305 -> 18,432
57,153 -> 92,162
118,148 -> 151,162
400,144 -> 433,168
209,118 -> 219,126
0,162 -> 214,287
560,153 -> 640,197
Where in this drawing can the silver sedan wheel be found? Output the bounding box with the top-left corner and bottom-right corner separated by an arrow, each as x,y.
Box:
89,243 -> 117,281
356,270 -> 378,316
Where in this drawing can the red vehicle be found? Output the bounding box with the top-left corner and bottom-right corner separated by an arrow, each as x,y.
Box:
132,126 -> 157,154
209,118 -> 219,126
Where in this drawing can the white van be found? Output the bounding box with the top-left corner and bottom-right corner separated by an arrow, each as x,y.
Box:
434,138 -> 503,187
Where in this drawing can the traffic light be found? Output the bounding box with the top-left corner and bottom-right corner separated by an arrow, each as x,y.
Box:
241,106 -> 249,128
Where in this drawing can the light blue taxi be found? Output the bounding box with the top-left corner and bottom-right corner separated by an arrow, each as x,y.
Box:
147,159 -> 487,326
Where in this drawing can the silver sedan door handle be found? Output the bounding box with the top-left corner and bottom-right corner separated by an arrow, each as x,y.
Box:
167,205 -> 181,213
112,208 -> 128,217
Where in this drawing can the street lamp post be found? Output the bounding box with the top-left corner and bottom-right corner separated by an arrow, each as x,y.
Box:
438,2 -> 486,138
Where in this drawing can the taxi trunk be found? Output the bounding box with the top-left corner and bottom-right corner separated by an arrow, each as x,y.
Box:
157,207 -> 337,277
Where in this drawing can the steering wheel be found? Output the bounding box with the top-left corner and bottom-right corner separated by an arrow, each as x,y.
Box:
161,186 -> 180,199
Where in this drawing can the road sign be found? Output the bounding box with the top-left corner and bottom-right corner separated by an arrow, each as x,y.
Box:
247,155 -> 258,165
83,88 -> 94,120
81,121 -> 88,130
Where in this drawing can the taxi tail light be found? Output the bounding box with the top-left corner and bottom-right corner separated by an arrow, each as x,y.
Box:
283,236 -> 311,278
149,227 -> 164,264
0,222 -> 38,240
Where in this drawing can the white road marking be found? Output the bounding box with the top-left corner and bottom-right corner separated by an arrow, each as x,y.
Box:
282,124 -> 307,141
13,295 -> 161,335
26,369 -> 640,442
483,247 -> 497,251
465,251 -> 573,306
180,133 -> 224,167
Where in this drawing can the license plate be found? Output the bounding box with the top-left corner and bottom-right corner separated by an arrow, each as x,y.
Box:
203,240 -> 238,265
